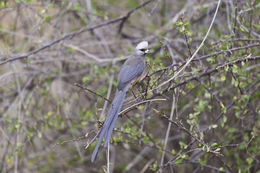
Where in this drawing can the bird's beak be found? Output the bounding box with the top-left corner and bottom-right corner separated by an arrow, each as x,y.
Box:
145,49 -> 150,53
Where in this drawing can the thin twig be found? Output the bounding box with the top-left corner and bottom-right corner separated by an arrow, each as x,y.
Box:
180,17 -> 192,57
153,108 -> 204,145
195,43 -> 260,61
54,135 -> 87,146
159,92 -> 175,171
155,0 -> 222,89
150,56 -> 260,99
74,83 -> 111,103
118,0 -> 155,34
107,143 -> 110,173
100,65 -> 115,120
118,98 -> 166,116
139,102 -> 149,145
0,0 -> 155,65
159,43 -> 178,171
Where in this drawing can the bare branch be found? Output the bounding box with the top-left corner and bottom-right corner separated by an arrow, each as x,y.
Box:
156,0 -> 222,89
74,83 -> 111,103
0,0 -> 155,65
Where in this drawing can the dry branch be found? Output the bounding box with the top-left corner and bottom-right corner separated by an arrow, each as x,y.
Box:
0,0 -> 155,65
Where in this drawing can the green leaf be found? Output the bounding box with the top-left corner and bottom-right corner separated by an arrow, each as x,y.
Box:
17,142 -> 23,147
73,2 -> 82,11
38,131 -> 42,138
246,157 -> 253,165
219,167 -> 224,171
0,2 -> 6,8
221,74 -> 226,81
209,124 -> 218,129
253,24 -> 260,31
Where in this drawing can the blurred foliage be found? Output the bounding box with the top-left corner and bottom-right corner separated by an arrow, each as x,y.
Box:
0,0 -> 260,173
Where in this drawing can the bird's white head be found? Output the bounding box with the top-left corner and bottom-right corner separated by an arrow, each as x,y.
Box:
135,41 -> 149,56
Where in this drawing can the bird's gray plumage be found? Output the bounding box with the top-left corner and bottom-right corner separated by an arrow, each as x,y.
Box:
117,54 -> 145,90
91,41 -> 148,162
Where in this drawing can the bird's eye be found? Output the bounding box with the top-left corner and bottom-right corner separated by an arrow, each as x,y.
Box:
140,49 -> 146,52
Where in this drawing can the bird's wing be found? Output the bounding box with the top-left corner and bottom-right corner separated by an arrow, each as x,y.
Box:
117,57 -> 145,90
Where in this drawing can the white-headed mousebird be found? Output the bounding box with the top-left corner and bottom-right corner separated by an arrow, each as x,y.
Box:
91,41 -> 149,162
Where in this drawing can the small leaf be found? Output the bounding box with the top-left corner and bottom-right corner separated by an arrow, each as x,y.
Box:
253,24 -> 260,31
221,74 -> 226,81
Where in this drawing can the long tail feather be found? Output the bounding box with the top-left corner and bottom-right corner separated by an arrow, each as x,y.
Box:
104,89 -> 126,147
91,87 -> 127,162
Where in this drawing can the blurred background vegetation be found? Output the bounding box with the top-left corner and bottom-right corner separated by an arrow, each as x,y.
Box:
0,0 -> 259,172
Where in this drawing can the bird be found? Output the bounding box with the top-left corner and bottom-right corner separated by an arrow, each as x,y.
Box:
91,41 -> 149,162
